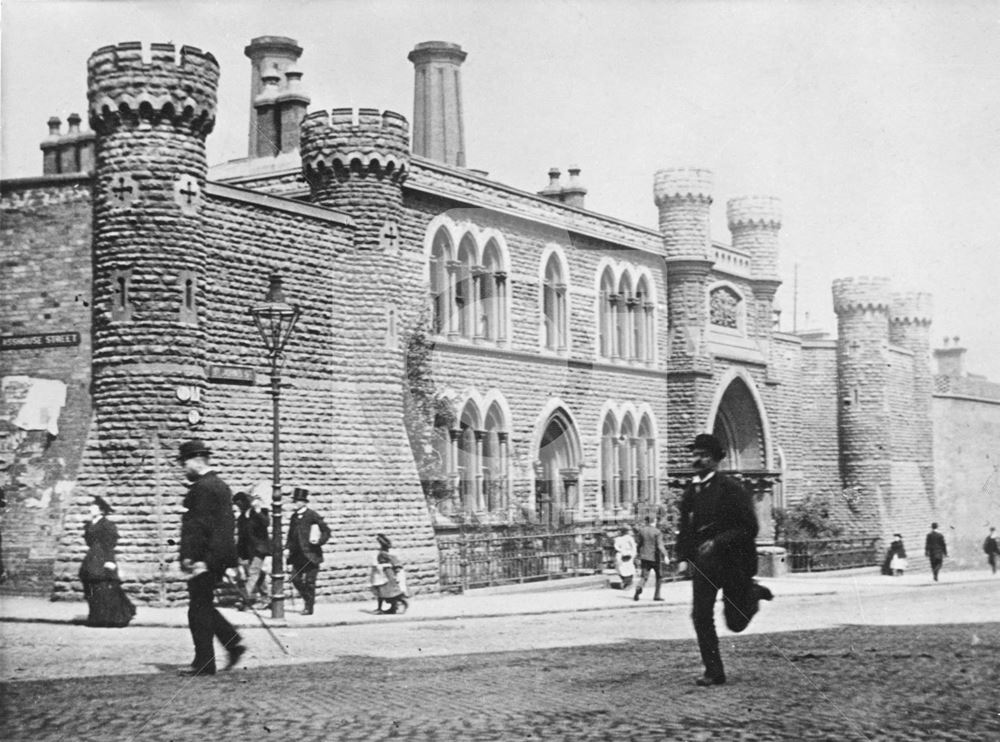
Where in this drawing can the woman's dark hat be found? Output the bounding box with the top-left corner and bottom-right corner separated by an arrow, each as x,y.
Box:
233,491 -> 252,508
376,533 -> 392,550
291,487 -> 309,503
177,439 -> 212,462
688,433 -> 725,460
93,496 -> 113,515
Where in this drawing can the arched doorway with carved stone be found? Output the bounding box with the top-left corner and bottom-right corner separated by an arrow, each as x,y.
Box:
708,373 -> 779,542
533,406 -> 582,526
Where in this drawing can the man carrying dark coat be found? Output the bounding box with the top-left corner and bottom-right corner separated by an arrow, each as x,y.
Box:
924,523 -> 947,582
286,488 -> 331,615
233,491 -> 271,608
178,439 -> 245,676
676,433 -> 773,686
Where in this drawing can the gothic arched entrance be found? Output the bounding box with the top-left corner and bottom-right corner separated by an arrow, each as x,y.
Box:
712,377 -> 767,470
709,375 -> 778,541
534,407 -> 581,525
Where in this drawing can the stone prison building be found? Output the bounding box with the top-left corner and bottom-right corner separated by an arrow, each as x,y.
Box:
2,36 -> 998,602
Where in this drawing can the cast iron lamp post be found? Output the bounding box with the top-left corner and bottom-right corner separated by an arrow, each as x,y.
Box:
249,274 -> 301,619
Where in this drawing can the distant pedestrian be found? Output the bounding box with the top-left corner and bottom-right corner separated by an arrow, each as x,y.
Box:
633,516 -> 668,601
286,488 -> 330,616
78,496 -> 135,628
613,526 -> 637,590
233,491 -> 271,609
984,527 -> 999,574
924,523 -> 947,582
177,439 -> 245,676
676,433 -> 773,687
371,534 -> 409,614
882,534 -> 907,576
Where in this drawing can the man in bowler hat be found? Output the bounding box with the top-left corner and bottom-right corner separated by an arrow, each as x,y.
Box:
286,488 -> 330,615
177,439 -> 246,676
676,433 -> 773,686
233,491 -> 271,608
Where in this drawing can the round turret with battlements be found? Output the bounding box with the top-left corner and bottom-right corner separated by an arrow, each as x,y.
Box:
653,168 -> 713,260
87,41 -> 219,471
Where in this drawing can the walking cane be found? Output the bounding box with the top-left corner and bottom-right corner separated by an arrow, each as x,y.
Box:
222,571 -> 289,655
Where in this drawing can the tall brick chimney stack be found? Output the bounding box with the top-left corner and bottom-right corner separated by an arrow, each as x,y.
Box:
408,41 -> 467,167
244,36 -> 303,157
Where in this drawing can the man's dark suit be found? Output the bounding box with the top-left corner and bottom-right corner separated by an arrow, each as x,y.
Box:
180,471 -> 240,673
924,530 -> 947,581
286,506 -> 331,612
677,472 -> 759,680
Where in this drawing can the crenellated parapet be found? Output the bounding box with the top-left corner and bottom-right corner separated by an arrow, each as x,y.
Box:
300,107 -> 410,187
726,195 -> 782,230
87,42 -> 219,136
653,168 -> 713,261
832,276 -> 892,316
653,167 -> 714,205
890,292 -> 933,327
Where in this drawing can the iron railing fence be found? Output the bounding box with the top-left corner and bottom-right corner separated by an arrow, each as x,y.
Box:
436,523 -> 684,591
777,537 -> 880,573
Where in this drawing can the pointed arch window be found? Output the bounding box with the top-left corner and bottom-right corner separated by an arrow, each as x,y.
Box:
635,276 -> 654,362
619,413 -> 636,509
481,239 -> 506,342
637,414 -> 655,502
599,267 -> 616,358
543,253 -> 568,351
600,412 -> 619,512
455,235 -> 477,339
429,227 -> 453,335
617,274 -> 634,361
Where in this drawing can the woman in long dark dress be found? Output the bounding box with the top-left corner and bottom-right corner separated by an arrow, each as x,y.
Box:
79,496 -> 135,627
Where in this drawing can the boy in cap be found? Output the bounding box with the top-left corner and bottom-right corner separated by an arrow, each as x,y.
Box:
177,439 -> 245,676
676,433 -> 773,686
286,488 -> 330,615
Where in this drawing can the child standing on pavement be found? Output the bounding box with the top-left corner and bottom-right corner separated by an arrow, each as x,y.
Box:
372,534 -> 409,614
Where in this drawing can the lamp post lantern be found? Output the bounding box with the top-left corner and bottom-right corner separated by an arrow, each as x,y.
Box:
249,274 -> 301,619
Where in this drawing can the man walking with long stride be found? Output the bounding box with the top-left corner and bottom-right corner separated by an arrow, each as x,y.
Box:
676,433 -> 772,686
177,439 -> 246,676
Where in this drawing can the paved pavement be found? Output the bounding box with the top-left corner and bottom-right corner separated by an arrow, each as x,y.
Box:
1,569 -> 998,741
1,566 -> 993,629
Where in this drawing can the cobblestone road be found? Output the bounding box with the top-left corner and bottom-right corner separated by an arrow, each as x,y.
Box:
2,582 -> 998,741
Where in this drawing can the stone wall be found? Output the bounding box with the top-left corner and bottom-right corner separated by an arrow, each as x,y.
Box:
933,390 -> 1000,564
1,178 -> 94,593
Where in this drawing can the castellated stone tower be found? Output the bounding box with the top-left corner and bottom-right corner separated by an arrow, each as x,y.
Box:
654,168 -> 715,468
727,196 -> 782,336
889,292 -> 935,504
54,42 -> 219,600
832,277 -> 893,530
298,108 -> 439,588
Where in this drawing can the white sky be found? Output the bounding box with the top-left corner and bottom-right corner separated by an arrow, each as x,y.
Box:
3,0 -> 999,379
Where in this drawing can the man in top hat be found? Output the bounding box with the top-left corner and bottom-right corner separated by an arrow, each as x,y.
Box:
177,439 -> 245,676
286,488 -> 330,615
924,523 -> 947,582
676,433 -> 773,686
